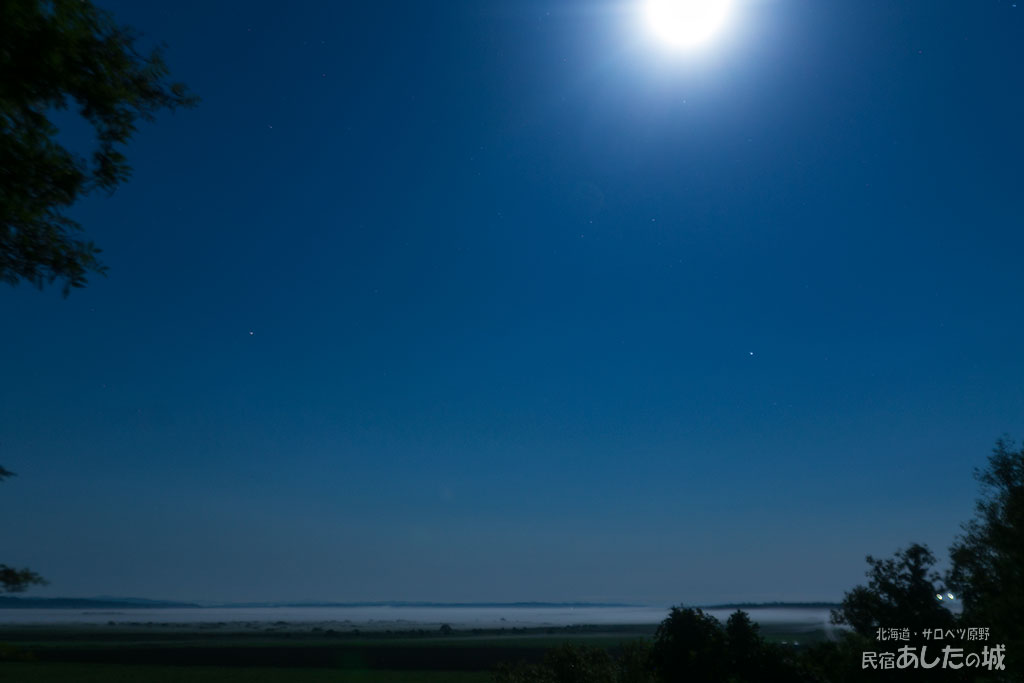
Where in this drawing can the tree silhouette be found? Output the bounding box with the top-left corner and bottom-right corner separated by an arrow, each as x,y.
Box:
1,0 -> 196,593
831,543 -> 954,640
1,0 -> 198,295
724,610 -> 762,680
650,606 -> 728,682
947,436 -> 1024,677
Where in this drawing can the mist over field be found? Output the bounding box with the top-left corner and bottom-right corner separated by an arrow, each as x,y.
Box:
0,604 -> 838,633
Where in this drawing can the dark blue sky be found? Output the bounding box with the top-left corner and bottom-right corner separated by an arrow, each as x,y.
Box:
2,0 -> 1022,604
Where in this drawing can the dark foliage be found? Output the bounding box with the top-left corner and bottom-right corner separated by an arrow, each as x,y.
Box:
0,565 -> 47,594
650,605 -> 808,682
492,607 -> 815,683
947,437 -> 1024,678
830,543 -> 954,640
724,609 -> 762,680
799,635 -> 877,683
0,0 -> 198,294
824,436 -> 1024,682
616,640 -> 656,683
650,606 -> 728,682
494,644 -> 618,683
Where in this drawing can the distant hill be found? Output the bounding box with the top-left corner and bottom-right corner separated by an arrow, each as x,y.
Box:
699,601 -> 840,609
0,598 -> 638,609
0,596 -> 201,609
216,601 -> 643,608
0,597 -> 838,610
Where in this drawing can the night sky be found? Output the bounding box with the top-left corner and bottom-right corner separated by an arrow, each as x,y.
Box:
2,0 -> 1022,605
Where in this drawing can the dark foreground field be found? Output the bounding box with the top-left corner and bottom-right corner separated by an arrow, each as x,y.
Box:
0,622 -> 827,682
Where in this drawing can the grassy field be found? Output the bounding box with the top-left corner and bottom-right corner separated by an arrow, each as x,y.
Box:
0,625 -> 652,682
0,662 -> 492,683
0,621 -> 828,682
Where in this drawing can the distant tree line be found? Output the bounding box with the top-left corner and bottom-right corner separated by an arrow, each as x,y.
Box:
493,437 -> 1024,683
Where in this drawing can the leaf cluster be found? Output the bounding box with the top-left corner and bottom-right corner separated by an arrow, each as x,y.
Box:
830,543 -> 954,639
1,0 -> 198,294
0,565 -> 47,594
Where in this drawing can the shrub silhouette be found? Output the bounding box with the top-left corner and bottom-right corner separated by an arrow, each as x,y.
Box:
651,606 -> 728,682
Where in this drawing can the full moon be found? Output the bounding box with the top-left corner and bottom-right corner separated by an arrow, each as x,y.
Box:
643,0 -> 734,50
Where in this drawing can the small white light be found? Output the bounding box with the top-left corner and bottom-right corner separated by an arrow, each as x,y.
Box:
947,593 -> 955,600
936,594 -> 943,600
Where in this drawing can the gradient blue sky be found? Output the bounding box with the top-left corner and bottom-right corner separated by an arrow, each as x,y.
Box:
2,0 -> 1022,605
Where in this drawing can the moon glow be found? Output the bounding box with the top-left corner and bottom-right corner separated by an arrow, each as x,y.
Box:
643,0 -> 734,50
